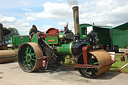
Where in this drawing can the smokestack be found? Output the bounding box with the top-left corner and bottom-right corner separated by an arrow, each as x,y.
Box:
72,6 -> 80,41
72,6 -> 79,35
0,23 -> 3,42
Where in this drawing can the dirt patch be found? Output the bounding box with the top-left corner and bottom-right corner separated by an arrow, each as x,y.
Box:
11,66 -> 19,69
0,72 -> 3,74
0,77 -> 3,79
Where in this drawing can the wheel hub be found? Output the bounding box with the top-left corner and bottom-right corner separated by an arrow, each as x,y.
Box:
27,55 -> 31,61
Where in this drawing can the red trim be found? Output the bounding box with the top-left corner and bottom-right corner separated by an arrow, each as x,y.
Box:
82,47 -> 88,64
74,62 -> 113,68
37,33 -> 40,37
74,64 -> 101,68
82,45 -> 103,64
48,39 -> 55,42
46,28 -> 59,36
37,32 -> 46,37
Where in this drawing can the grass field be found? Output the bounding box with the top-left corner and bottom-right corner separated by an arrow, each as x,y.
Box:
110,54 -> 128,73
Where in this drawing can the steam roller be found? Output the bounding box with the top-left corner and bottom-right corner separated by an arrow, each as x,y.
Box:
17,6 -> 113,78
0,50 -> 16,63
0,23 -> 16,63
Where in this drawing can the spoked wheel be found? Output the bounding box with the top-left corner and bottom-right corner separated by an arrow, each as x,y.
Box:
18,43 -> 43,72
77,53 -> 99,78
77,50 -> 112,78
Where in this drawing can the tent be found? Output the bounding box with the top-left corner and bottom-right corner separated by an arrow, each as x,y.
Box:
93,25 -> 112,45
112,22 -> 128,48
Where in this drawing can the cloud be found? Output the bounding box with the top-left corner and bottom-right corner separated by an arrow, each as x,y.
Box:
25,2 -> 72,21
79,0 -> 128,26
57,22 -> 74,32
0,14 -> 30,35
16,0 -> 27,5
38,25 -> 52,32
25,1 -> 128,27
41,2 -> 72,20
23,2 -> 74,33
57,22 -> 67,26
67,0 -> 78,6
1,0 -> 128,35
15,1 -> 128,34
0,15 -> 16,23
22,8 -> 32,12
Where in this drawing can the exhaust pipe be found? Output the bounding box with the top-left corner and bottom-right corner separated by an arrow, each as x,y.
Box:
72,6 -> 80,41
0,23 -> 3,42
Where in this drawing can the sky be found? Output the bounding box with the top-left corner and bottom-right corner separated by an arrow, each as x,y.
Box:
0,0 -> 128,35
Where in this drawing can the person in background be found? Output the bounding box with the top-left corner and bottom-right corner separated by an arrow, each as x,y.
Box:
29,25 -> 40,35
86,31 -> 98,45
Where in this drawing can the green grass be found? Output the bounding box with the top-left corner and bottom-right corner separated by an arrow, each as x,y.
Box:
110,54 -> 128,73
61,55 -> 76,65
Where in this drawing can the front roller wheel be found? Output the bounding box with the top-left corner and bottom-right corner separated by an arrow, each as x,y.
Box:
77,50 -> 112,78
18,43 -> 43,72
77,53 -> 99,78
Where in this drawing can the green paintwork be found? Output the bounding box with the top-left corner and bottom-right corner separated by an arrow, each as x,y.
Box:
80,35 -> 87,39
56,42 -> 73,55
24,45 -> 36,70
11,35 -> 30,46
79,24 -> 91,39
31,34 -> 38,43
79,24 -> 112,45
93,26 -> 111,45
59,32 -> 64,39
45,37 -> 58,44
112,22 -> 128,48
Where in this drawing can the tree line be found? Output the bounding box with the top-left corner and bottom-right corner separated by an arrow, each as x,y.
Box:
3,27 -> 20,41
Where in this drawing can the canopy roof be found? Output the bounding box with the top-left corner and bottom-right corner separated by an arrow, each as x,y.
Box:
79,24 -> 112,29
113,22 -> 128,30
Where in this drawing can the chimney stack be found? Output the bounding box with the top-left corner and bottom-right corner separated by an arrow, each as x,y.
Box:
72,6 -> 80,41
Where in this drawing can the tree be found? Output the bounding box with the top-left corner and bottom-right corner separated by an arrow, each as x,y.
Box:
3,27 -> 20,41
3,27 -> 8,30
8,27 -> 20,37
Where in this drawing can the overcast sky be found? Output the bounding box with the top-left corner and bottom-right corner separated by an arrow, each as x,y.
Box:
0,0 -> 128,35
